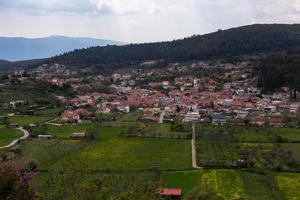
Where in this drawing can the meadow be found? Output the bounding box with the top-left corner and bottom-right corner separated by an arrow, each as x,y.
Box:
196,125 -> 300,143
280,143 -> 300,160
162,170 -> 300,200
46,123 -> 96,138
17,126 -> 192,171
8,116 -> 54,126
0,127 -> 22,146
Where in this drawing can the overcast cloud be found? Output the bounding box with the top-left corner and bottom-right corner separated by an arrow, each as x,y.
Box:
0,0 -> 299,42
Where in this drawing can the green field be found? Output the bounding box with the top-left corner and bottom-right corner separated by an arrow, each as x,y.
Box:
276,172 -> 300,200
162,170 -> 299,200
117,111 -> 143,122
17,127 -> 192,171
141,123 -> 190,138
272,128 -> 300,142
36,108 -> 62,117
197,125 -> 300,143
196,131 -> 240,166
162,170 -> 245,199
0,127 -> 22,146
17,139 -> 90,166
280,143 -> 300,160
46,123 -> 96,138
8,116 -> 54,126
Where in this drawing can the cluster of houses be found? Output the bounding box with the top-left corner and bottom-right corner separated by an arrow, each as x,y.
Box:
0,100 -> 28,109
32,61 -> 299,126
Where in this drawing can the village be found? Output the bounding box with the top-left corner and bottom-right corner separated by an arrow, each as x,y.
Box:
1,60 -> 300,200
22,61 -> 299,128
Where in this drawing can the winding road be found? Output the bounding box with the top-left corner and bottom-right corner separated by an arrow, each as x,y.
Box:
0,127 -> 30,150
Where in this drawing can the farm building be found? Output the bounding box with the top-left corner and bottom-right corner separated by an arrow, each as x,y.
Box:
159,188 -> 182,200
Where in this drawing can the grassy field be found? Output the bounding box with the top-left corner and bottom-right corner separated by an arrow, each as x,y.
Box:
0,127 -> 22,146
272,127 -> 300,142
162,170 -> 245,199
196,125 -> 300,143
8,116 -> 54,126
44,138 -> 191,171
141,123 -> 190,138
280,143 -> 300,160
275,172 -> 300,200
36,108 -> 62,117
196,132 -> 240,166
17,139 -> 89,165
17,126 -> 192,171
162,170 -> 299,200
46,123 -> 96,138
117,111 -> 143,122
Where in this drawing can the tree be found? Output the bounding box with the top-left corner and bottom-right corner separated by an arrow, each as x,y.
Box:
0,164 -> 37,200
0,117 -> 9,127
85,126 -> 99,140
184,187 -> 224,200
46,161 -> 162,200
29,124 -> 48,137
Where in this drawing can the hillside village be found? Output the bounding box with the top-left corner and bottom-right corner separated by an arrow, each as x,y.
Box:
1,59 -> 300,200
10,60 -> 297,127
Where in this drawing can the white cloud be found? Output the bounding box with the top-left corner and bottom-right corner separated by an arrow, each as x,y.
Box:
0,0 -> 300,42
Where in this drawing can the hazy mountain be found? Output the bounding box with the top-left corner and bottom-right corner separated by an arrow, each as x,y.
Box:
0,59 -> 9,64
0,36 -> 125,61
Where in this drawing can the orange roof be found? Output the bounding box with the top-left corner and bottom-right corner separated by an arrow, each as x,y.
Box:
160,188 -> 181,196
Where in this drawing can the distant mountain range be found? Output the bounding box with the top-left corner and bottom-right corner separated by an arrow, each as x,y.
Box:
0,36 -> 125,61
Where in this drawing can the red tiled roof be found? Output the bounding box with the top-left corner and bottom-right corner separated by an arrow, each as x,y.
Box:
160,188 -> 181,196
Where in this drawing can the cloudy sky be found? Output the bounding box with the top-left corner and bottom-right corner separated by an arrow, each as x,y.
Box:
0,0 -> 299,43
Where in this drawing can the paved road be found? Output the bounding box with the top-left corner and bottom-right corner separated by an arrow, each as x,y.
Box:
159,110 -> 165,124
0,127 -> 30,150
46,117 -> 63,126
191,123 -> 201,169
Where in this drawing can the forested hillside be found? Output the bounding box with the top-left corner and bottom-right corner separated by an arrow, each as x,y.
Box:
46,24 -> 300,70
2,24 -> 300,77
256,49 -> 300,96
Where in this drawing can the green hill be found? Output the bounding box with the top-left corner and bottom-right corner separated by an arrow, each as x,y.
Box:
2,24 -> 300,74
45,24 -> 300,72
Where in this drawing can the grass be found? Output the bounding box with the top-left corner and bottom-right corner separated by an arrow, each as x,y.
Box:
162,170 -> 296,200
17,139 -> 88,164
117,111 -> 143,122
17,127 -> 192,171
45,138 -> 191,171
280,143 -> 300,160
196,133 -> 240,166
162,170 -> 245,199
240,171 -> 283,200
36,108 -> 62,117
272,127 -> 300,142
0,127 -> 22,146
275,172 -> 300,200
142,123 -> 190,138
197,125 -> 300,143
46,123 -> 96,139
8,116 -> 54,126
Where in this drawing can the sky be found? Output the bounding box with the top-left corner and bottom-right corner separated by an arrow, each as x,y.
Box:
0,0 -> 300,43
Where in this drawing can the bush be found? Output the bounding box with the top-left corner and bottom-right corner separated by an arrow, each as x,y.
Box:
0,164 -> 37,200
